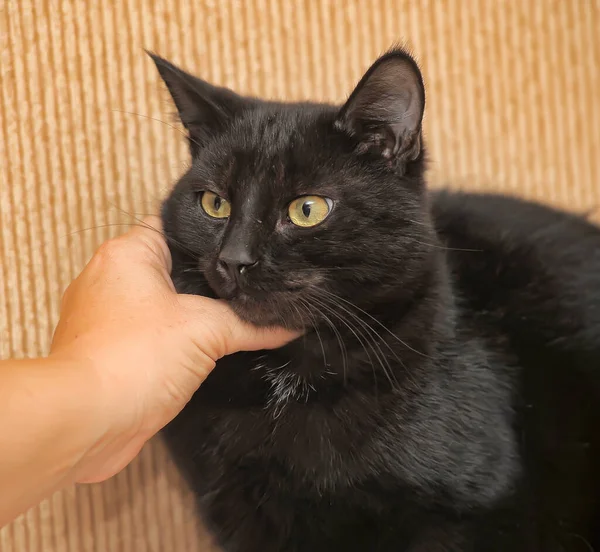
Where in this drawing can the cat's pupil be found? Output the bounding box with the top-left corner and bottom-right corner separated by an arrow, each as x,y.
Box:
302,202 -> 312,218
214,196 -> 222,211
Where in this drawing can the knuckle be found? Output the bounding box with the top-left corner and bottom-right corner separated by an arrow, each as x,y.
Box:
95,237 -> 129,264
135,234 -> 161,262
60,284 -> 72,310
134,232 -> 170,269
212,308 -> 236,356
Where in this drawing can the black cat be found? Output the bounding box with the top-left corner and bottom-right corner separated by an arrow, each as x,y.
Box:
150,47 -> 600,551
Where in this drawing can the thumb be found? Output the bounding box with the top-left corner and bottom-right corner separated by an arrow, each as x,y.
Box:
179,295 -> 301,358
224,319 -> 301,355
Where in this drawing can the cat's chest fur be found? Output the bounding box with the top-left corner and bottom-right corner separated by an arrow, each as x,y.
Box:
168,332 -> 518,508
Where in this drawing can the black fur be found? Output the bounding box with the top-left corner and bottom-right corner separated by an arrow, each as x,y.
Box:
151,48 -> 600,551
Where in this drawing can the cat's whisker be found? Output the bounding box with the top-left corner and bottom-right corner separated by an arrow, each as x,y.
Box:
288,266 -> 360,272
409,238 -> 483,253
177,258 -> 207,269
165,239 -> 203,262
565,533 -> 594,552
61,222 -> 151,239
112,108 -> 204,151
310,295 -> 383,391
311,289 -> 426,392
404,218 -> 430,227
303,298 -> 348,386
330,293 -> 423,393
295,297 -> 328,372
63,218 -> 199,262
308,292 -> 400,392
315,288 -> 432,359
306,292 -> 390,390
322,298 -> 396,395
280,297 -> 301,333
290,301 -> 311,355
104,202 -> 203,260
313,292 -> 399,362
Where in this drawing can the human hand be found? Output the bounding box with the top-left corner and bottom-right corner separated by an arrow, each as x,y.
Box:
50,216 -> 298,484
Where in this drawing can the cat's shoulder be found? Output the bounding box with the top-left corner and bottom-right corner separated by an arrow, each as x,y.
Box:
430,189 -> 600,244
429,189 -> 600,271
429,188 -> 600,353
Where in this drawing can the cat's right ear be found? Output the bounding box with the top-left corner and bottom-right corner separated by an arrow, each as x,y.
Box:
147,52 -> 249,156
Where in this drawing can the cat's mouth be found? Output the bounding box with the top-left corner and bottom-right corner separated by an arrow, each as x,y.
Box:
202,262 -> 313,329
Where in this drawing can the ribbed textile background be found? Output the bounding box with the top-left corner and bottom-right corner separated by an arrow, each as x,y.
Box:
0,1 -> 598,550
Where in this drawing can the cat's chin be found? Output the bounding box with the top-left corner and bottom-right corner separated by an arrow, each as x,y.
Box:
226,292 -> 306,330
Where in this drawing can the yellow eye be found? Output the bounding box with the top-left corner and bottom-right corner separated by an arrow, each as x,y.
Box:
201,191 -> 231,219
288,196 -> 333,227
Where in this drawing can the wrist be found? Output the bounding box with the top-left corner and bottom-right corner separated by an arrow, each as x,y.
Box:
47,348 -> 152,483
0,356 -> 109,524
27,355 -> 109,478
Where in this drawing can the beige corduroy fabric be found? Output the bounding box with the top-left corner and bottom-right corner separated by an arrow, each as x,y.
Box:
1,1 -> 599,550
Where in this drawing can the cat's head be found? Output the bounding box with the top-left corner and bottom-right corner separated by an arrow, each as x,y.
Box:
152,48 -> 433,329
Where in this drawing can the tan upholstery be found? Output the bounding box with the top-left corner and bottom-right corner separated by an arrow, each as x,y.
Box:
1,1 -> 599,550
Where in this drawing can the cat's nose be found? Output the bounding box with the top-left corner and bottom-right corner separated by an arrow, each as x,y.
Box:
218,247 -> 259,279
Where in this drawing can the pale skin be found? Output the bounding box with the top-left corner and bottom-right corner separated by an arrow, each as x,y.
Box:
0,216 -> 298,527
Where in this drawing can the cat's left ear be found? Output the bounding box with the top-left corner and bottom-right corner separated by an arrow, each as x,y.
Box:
335,48 -> 425,166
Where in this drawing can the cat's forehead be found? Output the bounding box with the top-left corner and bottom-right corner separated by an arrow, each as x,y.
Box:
232,105 -> 326,155
196,106 -> 335,194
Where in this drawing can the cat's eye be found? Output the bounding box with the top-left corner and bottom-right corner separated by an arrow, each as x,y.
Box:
288,196 -> 333,228
200,191 -> 231,219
